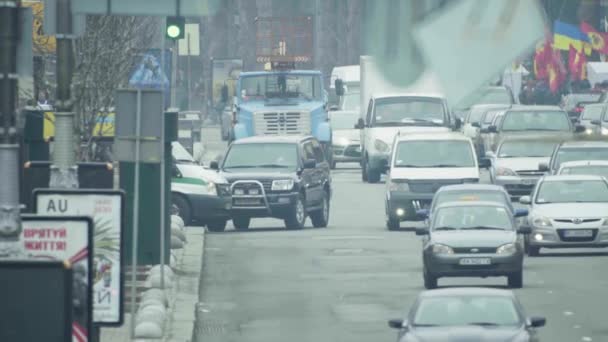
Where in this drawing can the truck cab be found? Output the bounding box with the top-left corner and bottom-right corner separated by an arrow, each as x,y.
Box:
232,68 -> 333,162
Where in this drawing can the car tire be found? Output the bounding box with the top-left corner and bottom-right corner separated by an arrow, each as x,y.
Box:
285,194 -> 306,229
527,246 -> 540,257
423,268 -> 438,289
508,270 -> 523,289
232,216 -> 250,231
172,194 -> 192,226
310,191 -> 330,228
207,219 -> 227,232
366,161 -> 381,183
387,216 -> 400,231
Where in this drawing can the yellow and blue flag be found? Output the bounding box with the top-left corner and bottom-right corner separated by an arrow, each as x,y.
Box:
553,20 -> 592,55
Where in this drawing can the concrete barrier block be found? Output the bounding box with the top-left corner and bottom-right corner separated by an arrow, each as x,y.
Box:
171,236 -> 184,249
134,321 -> 163,339
171,227 -> 187,242
171,215 -> 184,229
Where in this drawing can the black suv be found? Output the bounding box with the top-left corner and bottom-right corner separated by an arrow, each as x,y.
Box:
210,136 -> 331,230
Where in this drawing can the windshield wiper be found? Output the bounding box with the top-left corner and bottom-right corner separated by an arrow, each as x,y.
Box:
413,323 -> 439,327
223,165 -> 256,169
395,164 -> 427,168
424,164 -> 466,168
256,164 -> 290,168
467,322 -> 500,326
434,226 -> 458,231
465,226 -> 507,230
522,128 -> 563,131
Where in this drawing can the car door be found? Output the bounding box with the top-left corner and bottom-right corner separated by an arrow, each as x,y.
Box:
311,139 -> 330,203
301,141 -> 320,206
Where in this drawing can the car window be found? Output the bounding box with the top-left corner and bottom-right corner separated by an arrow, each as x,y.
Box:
433,206 -> 512,230
394,140 -> 475,168
501,111 -> 571,131
341,92 -> 360,111
310,140 -> 326,163
581,105 -> 604,120
372,97 -> 445,125
554,148 -> 608,168
413,296 -> 521,327
535,180 -> 608,203
434,191 -> 508,210
559,166 -> 608,178
466,107 -> 486,124
302,141 -> 316,161
223,143 -> 298,170
497,140 -> 558,158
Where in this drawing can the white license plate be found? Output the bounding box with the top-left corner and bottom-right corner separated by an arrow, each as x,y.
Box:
234,198 -> 261,206
459,258 -> 492,265
564,230 -> 593,238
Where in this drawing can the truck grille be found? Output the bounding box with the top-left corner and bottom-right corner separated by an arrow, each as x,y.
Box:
230,179 -> 272,192
253,112 -> 310,135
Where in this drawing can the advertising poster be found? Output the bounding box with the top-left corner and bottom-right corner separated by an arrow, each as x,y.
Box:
21,216 -> 93,342
129,49 -> 172,105
34,190 -> 124,326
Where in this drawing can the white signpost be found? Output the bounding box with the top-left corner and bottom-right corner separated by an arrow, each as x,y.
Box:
34,190 -> 125,326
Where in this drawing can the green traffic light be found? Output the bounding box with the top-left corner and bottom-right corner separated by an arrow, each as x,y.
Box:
167,25 -> 181,39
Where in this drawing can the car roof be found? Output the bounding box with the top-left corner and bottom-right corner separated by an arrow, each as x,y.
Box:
437,184 -> 506,192
559,140 -> 608,148
505,105 -> 564,112
420,287 -> 514,298
395,132 -> 470,142
435,200 -> 511,210
371,93 -> 445,100
231,135 -> 312,144
559,160 -> 608,167
240,70 -> 321,77
541,174 -> 607,182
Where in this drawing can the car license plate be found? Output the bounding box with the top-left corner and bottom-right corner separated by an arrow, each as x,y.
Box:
564,230 -> 593,238
234,198 -> 261,206
459,258 -> 491,266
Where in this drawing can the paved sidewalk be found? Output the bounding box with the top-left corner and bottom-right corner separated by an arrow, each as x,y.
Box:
100,228 -> 205,342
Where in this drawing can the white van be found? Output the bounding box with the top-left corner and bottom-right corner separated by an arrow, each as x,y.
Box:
384,133 -> 489,230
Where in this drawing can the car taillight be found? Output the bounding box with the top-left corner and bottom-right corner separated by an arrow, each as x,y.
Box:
575,107 -> 584,113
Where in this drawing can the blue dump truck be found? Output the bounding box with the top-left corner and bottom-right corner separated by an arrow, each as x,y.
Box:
232,66 -> 333,162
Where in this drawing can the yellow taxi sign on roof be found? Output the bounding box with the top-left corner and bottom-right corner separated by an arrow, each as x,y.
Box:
459,195 -> 479,201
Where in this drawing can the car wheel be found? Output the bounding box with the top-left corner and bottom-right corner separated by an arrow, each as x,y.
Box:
366,162 -> 381,183
207,219 -> 227,232
387,216 -> 400,231
285,194 -> 306,229
310,191 -> 330,228
172,194 -> 192,226
423,268 -> 438,289
232,216 -> 250,231
508,270 -> 523,288
527,246 -> 540,257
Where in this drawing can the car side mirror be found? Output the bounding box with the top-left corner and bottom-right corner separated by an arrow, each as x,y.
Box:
209,161 -> 219,170
514,208 -> 529,218
538,162 -> 549,172
355,118 -> 365,129
415,227 -> 429,236
478,157 -> 491,169
518,225 -> 532,234
453,117 -> 462,130
471,122 -> 480,128
303,159 -> 316,169
388,319 -> 406,329
527,316 -> 546,328
488,125 -> 498,133
519,196 -> 531,205
416,209 -> 429,219
591,119 -> 601,126
380,159 -> 389,172
329,105 -> 339,111
575,124 -> 586,133
335,78 -> 345,96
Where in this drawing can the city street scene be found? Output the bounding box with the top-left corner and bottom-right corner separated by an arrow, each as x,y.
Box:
2,0 -> 608,341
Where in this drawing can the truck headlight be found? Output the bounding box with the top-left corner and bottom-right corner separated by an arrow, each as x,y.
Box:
496,167 -> 517,176
432,244 -> 454,255
271,179 -> 294,191
374,139 -> 390,153
532,216 -> 552,227
216,183 -> 230,196
602,127 -> 608,135
389,181 -> 409,192
496,243 -> 516,255
586,128 -> 594,135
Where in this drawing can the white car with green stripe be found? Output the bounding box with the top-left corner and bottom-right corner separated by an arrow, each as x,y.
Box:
171,142 -> 231,231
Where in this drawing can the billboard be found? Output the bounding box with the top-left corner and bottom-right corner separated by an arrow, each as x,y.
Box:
34,190 -> 125,326
20,216 -> 93,342
129,49 -> 172,105
210,58 -> 243,108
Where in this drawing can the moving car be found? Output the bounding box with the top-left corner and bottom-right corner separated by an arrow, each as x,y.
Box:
329,110 -> 361,168
520,175 -> 608,256
385,133 -> 488,230
358,93 -> 456,183
540,140 -> 608,174
417,201 -> 529,289
560,92 -> 603,120
213,135 -> 331,230
557,160 -> 608,178
171,142 -> 232,231
488,138 -> 560,198
388,288 -> 545,342
462,104 -> 510,159
454,85 -> 515,119
578,103 -> 608,136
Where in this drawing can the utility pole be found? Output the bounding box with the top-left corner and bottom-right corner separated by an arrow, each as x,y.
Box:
0,0 -> 24,257
50,0 -> 78,189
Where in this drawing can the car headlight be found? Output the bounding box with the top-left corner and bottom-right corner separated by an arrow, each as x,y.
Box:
389,181 -> 409,192
586,128 -> 594,135
199,181 -> 216,196
374,139 -> 390,153
216,183 -> 230,196
432,244 -> 454,255
532,216 -> 552,227
601,127 -> 608,135
271,179 -> 294,191
496,243 -> 517,255
335,137 -> 351,146
601,218 -> 608,228
495,167 -> 518,176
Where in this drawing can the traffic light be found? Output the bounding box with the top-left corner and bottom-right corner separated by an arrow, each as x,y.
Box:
166,16 -> 185,40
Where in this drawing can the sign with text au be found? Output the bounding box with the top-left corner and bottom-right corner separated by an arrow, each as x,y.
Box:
34,189 -> 125,326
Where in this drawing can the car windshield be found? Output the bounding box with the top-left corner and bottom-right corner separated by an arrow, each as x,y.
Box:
413,296 -> 521,327
330,112 -> 359,130
372,97 -> 445,126
497,140 -> 557,158
341,92 -> 360,111
535,180 -> 608,203
501,111 -> 571,131
434,191 -> 508,209
458,88 -> 512,110
172,142 -> 196,163
559,165 -> 608,178
432,206 -> 513,230
581,105 -> 604,120
394,140 -> 475,168
239,74 -> 321,102
555,148 -> 608,168
223,143 -> 298,170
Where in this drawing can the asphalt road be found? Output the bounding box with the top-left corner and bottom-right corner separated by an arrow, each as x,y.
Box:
194,165 -> 608,342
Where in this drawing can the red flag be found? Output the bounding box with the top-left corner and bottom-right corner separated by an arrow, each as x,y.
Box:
534,40 -> 551,79
568,44 -> 577,76
580,21 -> 608,54
548,50 -> 565,93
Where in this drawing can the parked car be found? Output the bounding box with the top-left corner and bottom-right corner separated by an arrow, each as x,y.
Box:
416,201 -> 530,289
540,140 -> 608,174
212,135 -> 331,230
578,103 -> 608,136
519,175 -> 608,256
557,160 -> 608,178
329,110 -> 361,169
388,288 -> 545,342
385,132 -> 488,230
488,138 -> 560,198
